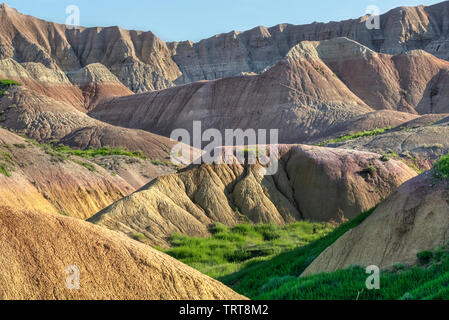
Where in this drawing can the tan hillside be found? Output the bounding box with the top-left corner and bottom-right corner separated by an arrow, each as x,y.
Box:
0,206 -> 244,300
302,172 -> 449,276
0,127 -> 136,219
89,145 -> 417,247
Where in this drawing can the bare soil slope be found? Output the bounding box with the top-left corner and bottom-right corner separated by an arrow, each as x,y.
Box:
90,145 -> 417,247
0,127 -> 135,219
90,44 -> 372,143
302,172 -> 449,276
0,206 -> 244,300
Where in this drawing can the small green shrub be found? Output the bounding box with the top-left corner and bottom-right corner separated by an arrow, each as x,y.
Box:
434,154 -> 449,180
358,165 -> 377,177
417,250 -> 433,265
132,233 -> 147,241
0,163 -> 10,177
73,160 -> 97,172
0,79 -> 21,98
0,79 -> 21,87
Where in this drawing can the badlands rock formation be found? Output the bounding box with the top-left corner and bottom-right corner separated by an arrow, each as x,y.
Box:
0,206 -> 244,299
320,114 -> 449,170
0,58 -> 85,111
90,42 -> 372,143
295,39 -> 449,113
3,2 -> 449,92
302,172 -> 449,276
90,37 -> 449,144
66,63 -> 133,110
0,84 -> 176,161
90,145 -> 417,247
0,4 -> 180,92
0,58 -> 132,112
170,2 -> 449,83
0,127 -> 132,219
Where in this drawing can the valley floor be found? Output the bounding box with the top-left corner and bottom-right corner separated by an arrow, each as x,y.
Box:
161,206 -> 449,300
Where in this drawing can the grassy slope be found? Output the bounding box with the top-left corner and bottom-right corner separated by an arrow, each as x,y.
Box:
162,221 -> 335,279
220,209 -> 374,297
257,245 -> 449,300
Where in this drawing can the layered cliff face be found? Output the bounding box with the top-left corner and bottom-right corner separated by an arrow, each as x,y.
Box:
66,63 -> 133,110
169,2 -> 449,84
89,42 -> 372,143
89,37 -> 449,144
0,58 -> 132,112
3,2 -> 449,93
0,58 -> 85,111
302,172 -> 449,276
0,206 -> 245,300
89,145 -> 417,247
0,3 -> 180,92
297,39 -> 449,113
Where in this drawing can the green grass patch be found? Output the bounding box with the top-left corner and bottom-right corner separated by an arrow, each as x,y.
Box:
132,233 -> 147,242
0,79 -> 21,98
256,245 -> 449,300
0,79 -> 21,87
54,145 -> 147,159
317,127 -> 393,146
220,208 -> 375,298
0,162 -> 11,177
150,159 -> 171,166
434,153 -> 449,180
162,221 -> 335,279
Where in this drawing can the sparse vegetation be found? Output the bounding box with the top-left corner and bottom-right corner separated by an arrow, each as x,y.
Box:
0,79 -> 21,98
150,159 -> 171,166
54,145 -> 147,159
380,151 -> 399,162
0,163 -> 11,177
132,233 -> 147,242
433,153 -> 449,180
317,127 -> 393,146
73,160 -> 97,172
162,221 -> 335,279
358,165 -> 377,177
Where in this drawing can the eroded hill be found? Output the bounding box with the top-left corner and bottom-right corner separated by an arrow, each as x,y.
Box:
89,145 -> 417,247
4,2 -> 449,91
302,169 -> 449,276
0,206 -> 244,299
